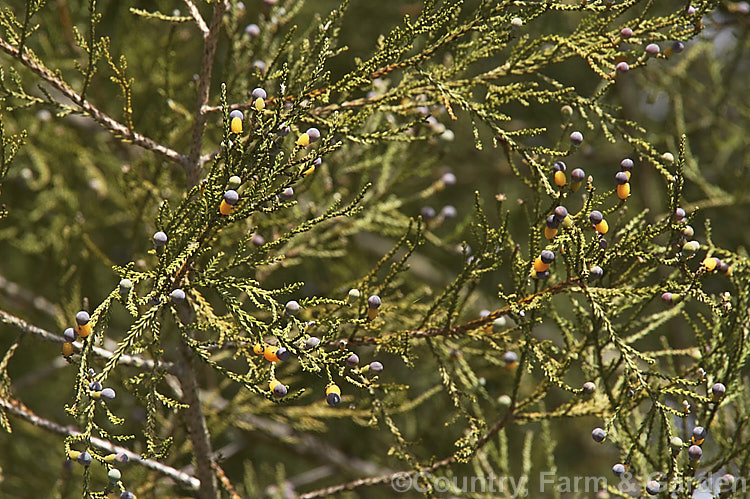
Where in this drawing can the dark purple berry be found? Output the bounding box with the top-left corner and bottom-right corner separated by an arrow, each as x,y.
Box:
553,161 -> 567,173
554,206 -> 568,221
571,168 -> 585,182
615,172 -> 629,185
569,131 -> 583,146
589,210 -> 603,224
540,250 -> 555,264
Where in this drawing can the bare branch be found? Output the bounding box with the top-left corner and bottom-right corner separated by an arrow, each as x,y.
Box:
0,37 -> 189,168
186,1 -> 228,187
183,0 -> 209,35
0,308 -> 173,371
178,338 -> 219,499
0,396 -> 200,490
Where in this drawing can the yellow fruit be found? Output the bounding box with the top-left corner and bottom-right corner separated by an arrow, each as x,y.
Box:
617,183 -> 631,200
230,117 -> 243,134
554,171 -> 566,187
219,200 -> 234,215
253,97 -> 265,111
296,133 -> 310,147
62,342 -> 74,357
595,220 -> 609,234
253,343 -> 264,355
264,346 -> 280,362
533,257 -> 549,273
544,227 -> 557,240
325,384 -> 341,396
702,257 -> 718,272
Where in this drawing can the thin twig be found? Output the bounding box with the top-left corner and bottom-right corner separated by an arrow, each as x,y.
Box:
0,37 -> 189,167
0,396 -> 200,490
0,308 -> 173,371
345,278 -> 582,345
183,0 -> 209,35
186,1 -> 228,187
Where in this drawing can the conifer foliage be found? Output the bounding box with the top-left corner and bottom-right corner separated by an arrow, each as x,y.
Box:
1,1 -> 749,498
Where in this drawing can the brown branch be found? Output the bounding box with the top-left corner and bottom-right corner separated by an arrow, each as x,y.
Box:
186,1 -> 228,187
345,278 -> 582,345
178,335 -> 219,499
0,308 -> 173,371
0,396 -> 200,490
298,407 -> 516,498
0,36 -> 189,168
183,0 -> 209,35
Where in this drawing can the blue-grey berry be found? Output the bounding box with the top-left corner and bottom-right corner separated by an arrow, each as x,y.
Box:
326,392 -> 341,406
592,427 -> 606,443
645,43 -> 660,55
115,452 -> 129,464
89,381 -> 102,392
245,23 -> 260,36
101,388 -> 116,402
554,206 -> 568,221
546,215 -> 559,229
612,463 -> 626,477
582,382 -> 596,394
119,278 -> 132,294
76,311 -> 90,326
615,172 -> 629,185
620,27 -> 633,38
229,110 -> 243,121
273,383 -> 288,397
279,187 -> 294,201
276,347 -> 290,361
589,210 -> 603,224
571,168 -> 585,182
421,206 -> 436,220
170,289 -> 186,303
252,88 -> 267,100
540,250 -> 555,264
441,172 -> 456,185
77,451 -> 92,466
646,480 -> 660,495
369,361 -> 383,373
305,336 -> 320,349
570,131 -> 583,146
121,492 -> 135,499
671,41 -> 685,53
590,266 -> 604,279
503,351 -> 518,364
552,161 -> 567,173
153,231 -> 167,247
688,444 -> 702,461
108,468 -> 121,483
306,127 -> 321,142
440,205 -> 457,219
224,189 -> 239,205
63,328 -> 77,342
620,158 -> 634,171
285,300 -> 300,315
251,234 -> 265,246
675,207 -> 686,220
347,353 -> 359,366
368,295 -> 381,309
